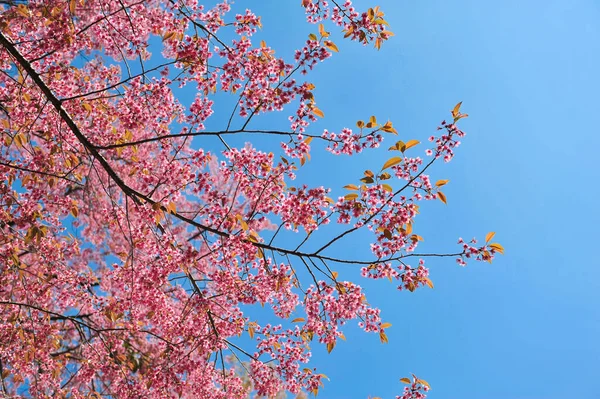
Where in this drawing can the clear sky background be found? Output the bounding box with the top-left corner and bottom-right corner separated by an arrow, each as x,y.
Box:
212,1 -> 600,399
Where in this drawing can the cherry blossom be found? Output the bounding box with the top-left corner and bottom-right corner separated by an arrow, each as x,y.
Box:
0,1 -> 502,398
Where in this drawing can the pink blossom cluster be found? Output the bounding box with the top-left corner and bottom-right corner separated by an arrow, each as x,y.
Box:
322,127 -> 383,155
0,1 -> 498,398
303,0 -> 392,48
426,120 -> 466,162
397,376 -> 431,399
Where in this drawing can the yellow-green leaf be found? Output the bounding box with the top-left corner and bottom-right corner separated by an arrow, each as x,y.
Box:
382,157 -> 402,170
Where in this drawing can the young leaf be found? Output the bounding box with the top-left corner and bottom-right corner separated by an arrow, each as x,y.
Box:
489,243 -> 505,254
326,341 -> 335,353
452,101 -> 463,118
437,191 -> 447,204
379,331 -> 389,344
485,231 -> 495,243
418,379 -> 431,388
382,157 -> 402,170
312,107 -> 324,118
318,23 -> 329,37
166,201 -> 177,215
403,140 -> 420,152
400,378 -> 411,384
436,179 -> 449,187
324,40 -> 339,52
343,184 -> 359,190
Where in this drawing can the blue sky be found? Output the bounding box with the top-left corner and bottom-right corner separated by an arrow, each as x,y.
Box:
226,1 -> 600,399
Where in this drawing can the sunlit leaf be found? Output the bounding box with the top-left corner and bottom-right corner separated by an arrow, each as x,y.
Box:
324,40 -> 339,52
437,191 -> 447,204
489,243 -> 505,254
326,341 -> 335,353
312,107 -> 324,118
382,157 -> 402,170
402,140 -> 420,152
418,379 -> 431,388
485,231 -> 495,243
318,23 -> 329,37
379,331 -> 388,343
452,101 -> 462,118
